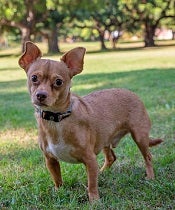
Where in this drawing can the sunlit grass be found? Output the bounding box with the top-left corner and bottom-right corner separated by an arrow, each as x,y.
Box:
0,41 -> 175,209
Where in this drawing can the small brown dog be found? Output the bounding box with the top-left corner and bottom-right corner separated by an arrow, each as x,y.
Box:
19,42 -> 163,202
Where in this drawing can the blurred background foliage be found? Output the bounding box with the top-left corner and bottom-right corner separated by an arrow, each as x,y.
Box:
0,0 -> 175,52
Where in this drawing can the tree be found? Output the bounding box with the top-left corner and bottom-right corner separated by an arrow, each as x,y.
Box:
0,0 -> 47,51
39,9 -> 65,53
0,0 -> 66,53
70,0 -> 131,50
90,0 -> 131,49
124,0 -> 175,47
37,0 -> 69,53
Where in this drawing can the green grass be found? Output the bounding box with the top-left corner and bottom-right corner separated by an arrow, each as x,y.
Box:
0,41 -> 175,209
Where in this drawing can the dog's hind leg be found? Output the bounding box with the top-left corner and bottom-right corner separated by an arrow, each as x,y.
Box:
130,130 -> 155,179
100,130 -> 128,172
100,146 -> 116,172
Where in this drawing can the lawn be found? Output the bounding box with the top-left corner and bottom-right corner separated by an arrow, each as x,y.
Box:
0,41 -> 175,209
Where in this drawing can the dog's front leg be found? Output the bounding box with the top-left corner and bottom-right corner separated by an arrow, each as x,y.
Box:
45,155 -> 63,189
84,154 -> 100,202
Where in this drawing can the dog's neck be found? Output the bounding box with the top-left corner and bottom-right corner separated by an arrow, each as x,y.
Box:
35,92 -> 73,122
35,101 -> 73,122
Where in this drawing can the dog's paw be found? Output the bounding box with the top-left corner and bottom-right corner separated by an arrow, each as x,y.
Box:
88,192 -> 100,203
55,182 -> 63,190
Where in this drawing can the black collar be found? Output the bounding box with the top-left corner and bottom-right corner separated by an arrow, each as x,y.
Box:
35,102 -> 73,122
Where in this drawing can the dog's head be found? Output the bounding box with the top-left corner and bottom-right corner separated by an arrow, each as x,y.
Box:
19,42 -> 86,111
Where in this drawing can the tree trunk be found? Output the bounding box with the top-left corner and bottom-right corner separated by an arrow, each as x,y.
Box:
172,30 -> 175,40
20,27 -> 31,52
98,30 -> 107,50
144,22 -> 156,47
48,27 -> 60,53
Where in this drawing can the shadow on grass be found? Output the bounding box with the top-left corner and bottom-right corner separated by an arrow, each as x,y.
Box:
0,67 -> 20,71
73,67 -> 175,95
60,40 -> 175,55
85,46 -> 145,54
0,79 -> 26,89
1,40 -> 175,58
0,53 -> 20,58
0,68 -> 174,130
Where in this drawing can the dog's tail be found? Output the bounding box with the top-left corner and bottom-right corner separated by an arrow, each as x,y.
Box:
149,138 -> 163,147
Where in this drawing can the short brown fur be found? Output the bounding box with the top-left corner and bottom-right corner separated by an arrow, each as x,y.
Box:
19,42 -> 163,202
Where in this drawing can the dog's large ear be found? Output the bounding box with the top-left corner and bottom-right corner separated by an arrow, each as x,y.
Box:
18,41 -> 42,72
61,47 -> 86,78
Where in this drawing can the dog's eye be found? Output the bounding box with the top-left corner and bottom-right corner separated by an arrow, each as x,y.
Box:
55,79 -> 63,87
31,75 -> 38,83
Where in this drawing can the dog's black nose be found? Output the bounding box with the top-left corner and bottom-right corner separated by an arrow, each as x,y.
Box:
36,91 -> 48,102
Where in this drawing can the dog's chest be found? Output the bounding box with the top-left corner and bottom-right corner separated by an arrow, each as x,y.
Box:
46,140 -> 77,163
45,126 -> 78,163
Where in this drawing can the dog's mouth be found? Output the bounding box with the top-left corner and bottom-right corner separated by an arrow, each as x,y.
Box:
33,100 -> 48,107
